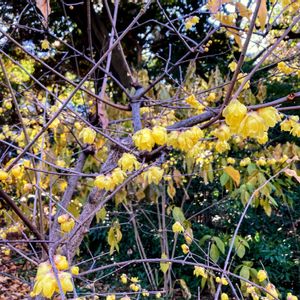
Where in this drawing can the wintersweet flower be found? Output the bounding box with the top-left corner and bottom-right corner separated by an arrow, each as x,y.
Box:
79,127 -> 96,144
257,132 -> 268,144
142,290 -> 150,297
71,266 -> 79,275
172,221 -> 184,233
266,283 -> 278,300
193,266 -> 207,278
143,166 -> 164,185
215,141 -> 230,153
130,277 -> 139,283
291,123 -> 300,137
277,61 -> 294,74
227,157 -> 235,164
167,131 -> 180,149
221,293 -> 229,300
106,294 -> 116,300
60,218 -> 75,233
287,292 -> 298,300
185,16 -> 199,30
58,272 -> 73,293
181,244 -> 189,254
240,157 -> 251,166
0,169 -> 8,181
111,168 -> 126,186
216,276 -> 228,285
222,100 -> 247,132
257,270 -> 267,282
130,283 -> 140,292
118,153 -> 140,172
54,255 -> 69,270
32,272 -> 57,298
120,273 -> 128,284
256,157 -> 267,166
213,124 -> 231,141
258,107 -> 281,128
239,112 -> 267,139
152,126 -> 167,145
133,128 -> 155,151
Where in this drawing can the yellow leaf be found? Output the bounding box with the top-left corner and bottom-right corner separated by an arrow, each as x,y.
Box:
236,3 -> 252,19
96,207 -> 107,223
285,169 -> 300,183
160,253 -> 170,274
257,0 -> 267,30
167,181 -> 176,199
224,166 -> 240,186
208,0 -> 231,14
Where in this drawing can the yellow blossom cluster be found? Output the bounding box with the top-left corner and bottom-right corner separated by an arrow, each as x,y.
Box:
277,62 -> 294,75
118,153 -> 140,172
216,276 -> 228,285
133,126 -> 167,151
185,94 -> 205,113
31,255 -> 78,298
79,127 -> 96,144
118,275 -> 148,295
257,270 -> 267,282
185,16 -> 199,30
280,116 -> 300,137
57,214 -> 75,233
94,168 -> 126,191
193,266 -> 208,278
142,166 -> 164,185
222,100 -> 281,144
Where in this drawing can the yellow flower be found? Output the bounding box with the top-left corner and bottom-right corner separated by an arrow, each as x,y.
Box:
185,94 -> 199,108
257,132 -> 268,144
280,117 -> 298,132
257,270 -> 267,282
58,214 -> 69,224
133,128 -> 155,151
11,165 -> 23,178
185,16 -> 199,30
167,131 -> 180,149
71,266 -> 79,275
227,157 -> 235,164
80,127 -> 96,144
120,273 -> 128,284
221,293 -> 229,300
239,112 -> 267,139
258,107 -> 281,128
143,166 -> 164,185
277,61 -> 294,74
32,272 -> 57,298
130,283 -> 140,292
94,174 -> 107,189
59,272 -> 74,293
181,244 -> 189,254
229,61 -> 237,72
118,153 -> 140,172
206,92 -> 217,102
267,158 -> 276,165
111,168 -> 126,186
193,266 -> 207,278
54,255 -> 69,271
106,294 -> 116,300
216,276 -> 228,285
240,157 -> 251,166
291,123 -> 300,137
120,296 -> 131,300
222,100 -> 247,132
256,157 -> 266,166
152,126 -> 167,145
266,283 -> 278,300
130,276 -> 139,283
41,39 -> 50,50
142,289 -> 150,297
156,292 -> 162,299
61,218 -> 75,233
213,124 -> 231,141
287,292 -> 298,300
172,221 -> 184,233
0,169 -> 8,181
215,141 -> 230,153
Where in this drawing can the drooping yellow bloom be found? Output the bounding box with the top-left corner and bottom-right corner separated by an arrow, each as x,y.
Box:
58,214 -> 69,224
94,174 -> 107,189
156,292 -> 162,298
32,272 -> 57,298
71,266 -> 79,275
111,168 -> 126,186
223,100 -> 247,132
287,292 -> 298,300
193,266 -> 207,278
239,112 -> 267,139
215,141 -> 230,153
130,276 -> 139,283
11,165 -> 23,179
257,132 -> 268,144
206,92 -> 217,102
257,269 -> 267,282
59,272 -> 74,293
240,157 -> 251,166
186,94 -> 199,108
0,169 -> 8,181
120,273 -> 128,284
277,61 -> 294,75
167,131 -> 180,149
152,126 -> 167,145
291,123 -> 300,137
213,124 -> 231,141
280,116 -> 299,132
172,221 -> 184,233
60,218 -> 75,233
266,283 -> 278,299
143,166 -> 164,185
106,294 -> 116,300
185,16 -> 199,30
258,107 -> 281,128
79,127 -> 96,144
216,276 -> 228,285
181,244 -> 189,254
54,254 -> 69,271
118,153 -> 140,172
133,128 -> 155,151
221,293 -> 229,300
229,61 -> 237,72
227,157 -> 235,164
256,157 -> 267,166
142,289 -> 150,297
130,283 -> 140,292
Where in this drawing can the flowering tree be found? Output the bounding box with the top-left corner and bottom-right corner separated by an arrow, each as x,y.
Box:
0,0 -> 300,299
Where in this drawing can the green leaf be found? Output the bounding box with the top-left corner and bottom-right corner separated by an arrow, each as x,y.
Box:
247,163 -> 257,175
212,236 -> 225,254
236,245 -> 246,258
96,207 -> 107,223
240,266 -> 250,280
172,207 -> 186,223
210,243 -> 220,262
199,235 -> 211,245
201,276 -> 207,289
220,172 -> 229,186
